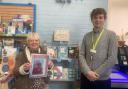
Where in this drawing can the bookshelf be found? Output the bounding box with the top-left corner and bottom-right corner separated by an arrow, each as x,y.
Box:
0,3 -> 36,89
0,3 -> 36,49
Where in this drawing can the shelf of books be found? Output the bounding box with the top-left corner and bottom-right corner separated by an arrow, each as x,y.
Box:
0,3 -> 35,89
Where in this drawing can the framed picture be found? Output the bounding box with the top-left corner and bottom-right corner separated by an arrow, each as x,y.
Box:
29,54 -> 48,78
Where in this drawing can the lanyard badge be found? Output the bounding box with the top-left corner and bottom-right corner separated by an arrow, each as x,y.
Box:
90,29 -> 104,54
90,49 -> 96,53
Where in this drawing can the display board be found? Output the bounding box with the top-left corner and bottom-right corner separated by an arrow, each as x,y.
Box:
0,3 -> 36,32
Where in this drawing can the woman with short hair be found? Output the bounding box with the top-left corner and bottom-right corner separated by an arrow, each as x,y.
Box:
13,32 -> 53,89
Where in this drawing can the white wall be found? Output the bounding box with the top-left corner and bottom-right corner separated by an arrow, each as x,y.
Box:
2,0 -> 108,44
108,0 -> 128,45
36,0 -> 107,44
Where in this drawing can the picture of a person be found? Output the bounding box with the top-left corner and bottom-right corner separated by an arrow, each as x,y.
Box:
32,60 -> 43,75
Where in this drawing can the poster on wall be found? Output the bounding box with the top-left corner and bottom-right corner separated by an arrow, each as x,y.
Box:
54,28 -> 70,41
29,54 -> 48,78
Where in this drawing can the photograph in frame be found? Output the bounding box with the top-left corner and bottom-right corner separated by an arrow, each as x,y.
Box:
29,54 -> 48,78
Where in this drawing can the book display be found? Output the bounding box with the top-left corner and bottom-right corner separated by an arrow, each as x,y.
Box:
0,3 -> 36,89
48,42 -> 79,89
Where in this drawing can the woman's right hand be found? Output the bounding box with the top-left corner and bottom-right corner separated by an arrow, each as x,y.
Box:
23,63 -> 31,71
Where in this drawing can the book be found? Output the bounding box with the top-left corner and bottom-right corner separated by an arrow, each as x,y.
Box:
0,41 -> 3,57
7,26 -> 15,35
12,18 -> 27,34
29,54 -> 48,78
47,46 -> 57,59
3,38 -> 14,47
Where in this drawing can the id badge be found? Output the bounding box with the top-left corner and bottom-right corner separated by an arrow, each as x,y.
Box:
90,49 -> 96,53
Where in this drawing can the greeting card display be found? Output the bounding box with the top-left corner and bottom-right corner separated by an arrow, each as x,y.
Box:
58,46 -> 68,59
29,54 -> 48,78
47,46 -> 57,59
53,66 -> 63,80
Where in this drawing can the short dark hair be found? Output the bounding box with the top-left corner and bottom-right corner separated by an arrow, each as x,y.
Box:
90,8 -> 107,20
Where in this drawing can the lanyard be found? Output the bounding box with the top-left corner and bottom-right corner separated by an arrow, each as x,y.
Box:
91,29 -> 104,50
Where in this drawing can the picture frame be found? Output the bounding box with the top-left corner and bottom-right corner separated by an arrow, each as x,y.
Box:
29,54 -> 48,78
